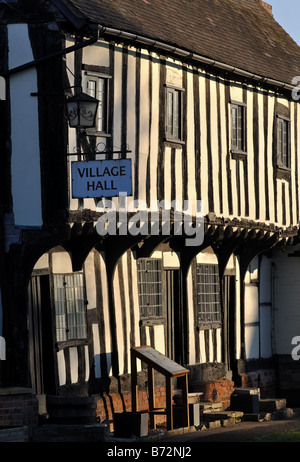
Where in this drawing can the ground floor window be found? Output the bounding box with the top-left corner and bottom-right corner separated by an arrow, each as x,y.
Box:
196,264 -> 221,327
137,259 -> 164,319
53,273 -> 87,342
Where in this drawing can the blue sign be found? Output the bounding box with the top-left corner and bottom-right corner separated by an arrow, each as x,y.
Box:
71,159 -> 132,198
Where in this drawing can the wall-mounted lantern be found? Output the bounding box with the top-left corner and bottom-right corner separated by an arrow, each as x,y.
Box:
66,92 -> 99,129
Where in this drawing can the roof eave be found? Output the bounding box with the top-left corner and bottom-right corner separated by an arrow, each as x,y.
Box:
51,0 -> 88,30
99,26 -> 295,92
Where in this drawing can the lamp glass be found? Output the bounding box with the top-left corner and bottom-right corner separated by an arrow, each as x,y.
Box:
66,92 -> 99,129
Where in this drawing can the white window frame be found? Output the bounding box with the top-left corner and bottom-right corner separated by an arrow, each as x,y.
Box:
276,115 -> 290,169
196,263 -> 221,328
165,85 -> 183,142
53,272 -> 87,342
231,101 -> 246,153
137,259 -> 164,320
84,71 -> 111,135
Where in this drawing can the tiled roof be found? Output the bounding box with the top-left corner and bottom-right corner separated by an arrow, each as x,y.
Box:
58,0 -> 300,86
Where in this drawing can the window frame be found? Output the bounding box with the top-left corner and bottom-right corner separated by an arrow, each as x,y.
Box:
230,101 -> 247,155
137,258 -> 165,322
196,263 -> 221,329
84,71 -> 111,136
165,85 -> 184,143
276,115 -> 290,170
53,272 -> 88,344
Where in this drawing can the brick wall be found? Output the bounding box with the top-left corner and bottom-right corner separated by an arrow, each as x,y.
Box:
96,379 -> 236,424
275,355 -> 300,406
190,378 -> 235,410
240,370 -> 277,398
96,386 -> 167,426
0,388 -> 38,437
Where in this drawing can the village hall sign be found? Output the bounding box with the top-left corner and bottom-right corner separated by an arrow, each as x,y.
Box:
71,159 -> 132,198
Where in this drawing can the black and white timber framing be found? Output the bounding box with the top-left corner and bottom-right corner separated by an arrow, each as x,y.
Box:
0,0 -> 300,405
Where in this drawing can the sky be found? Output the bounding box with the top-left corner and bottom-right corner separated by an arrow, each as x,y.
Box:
268,0 -> 300,45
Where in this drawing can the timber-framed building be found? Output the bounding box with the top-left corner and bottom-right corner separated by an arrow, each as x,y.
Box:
0,0 -> 300,428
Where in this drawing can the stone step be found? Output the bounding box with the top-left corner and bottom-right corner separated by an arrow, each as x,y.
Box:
201,410 -> 243,428
259,398 -> 286,412
243,413 -> 265,422
201,410 -> 244,430
234,387 -> 260,396
292,408 -> 300,418
243,407 -> 295,422
46,396 -> 98,425
202,410 -> 243,420
200,401 -> 223,412
173,392 -> 203,405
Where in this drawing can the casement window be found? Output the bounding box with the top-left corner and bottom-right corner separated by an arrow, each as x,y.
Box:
196,264 -> 221,327
231,102 -> 246,153
53,273 -> 87,342
166,86 -> 183,142
137,259 -> 164,319
277,116 -> 290,169
85,73 -> 109,134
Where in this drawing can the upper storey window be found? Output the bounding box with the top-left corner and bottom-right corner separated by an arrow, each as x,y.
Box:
231,102 -> 246,153
166,86 -> 183,142
85,72 -> 110,135
277,116 -> 290,169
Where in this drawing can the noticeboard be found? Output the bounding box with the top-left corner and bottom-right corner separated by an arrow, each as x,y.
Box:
71,159 -> 132,198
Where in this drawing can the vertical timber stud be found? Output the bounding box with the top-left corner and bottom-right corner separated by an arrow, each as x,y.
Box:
148,364 -> 155,429
182,374 -> 189,428
166,375 -> 173,430
131,348 -> 138,413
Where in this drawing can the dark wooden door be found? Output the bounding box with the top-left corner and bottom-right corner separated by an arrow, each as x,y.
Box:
223,275 -> 236,373
165,269 -> 182,364
28,274 -> 56,395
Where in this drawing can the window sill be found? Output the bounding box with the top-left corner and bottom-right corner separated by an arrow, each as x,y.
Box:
231,150 -> 247,160
55,338 -> 89,351
140,318 -> 166,326
86,130 -> 111,138
197,322 -> 221,331
164,138 -> 185,147
276,165 -> 291,180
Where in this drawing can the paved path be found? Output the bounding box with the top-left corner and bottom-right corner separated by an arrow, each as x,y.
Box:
156,418 -> 300,442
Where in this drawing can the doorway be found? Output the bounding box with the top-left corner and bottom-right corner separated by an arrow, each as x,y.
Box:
223,274 -> 236,375
165,269 -> 182,364
28,274 -> 56,395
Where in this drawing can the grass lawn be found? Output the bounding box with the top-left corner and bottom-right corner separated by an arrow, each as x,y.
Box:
251,431 -> 300,442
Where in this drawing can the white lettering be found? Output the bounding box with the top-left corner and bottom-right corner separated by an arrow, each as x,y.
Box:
291,336 -> 300,360
95,194 -> 204,246
292,76 -> 300,101
0,336 -> 6,360
107,447 -> 142,459
0,76 -> 6,100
